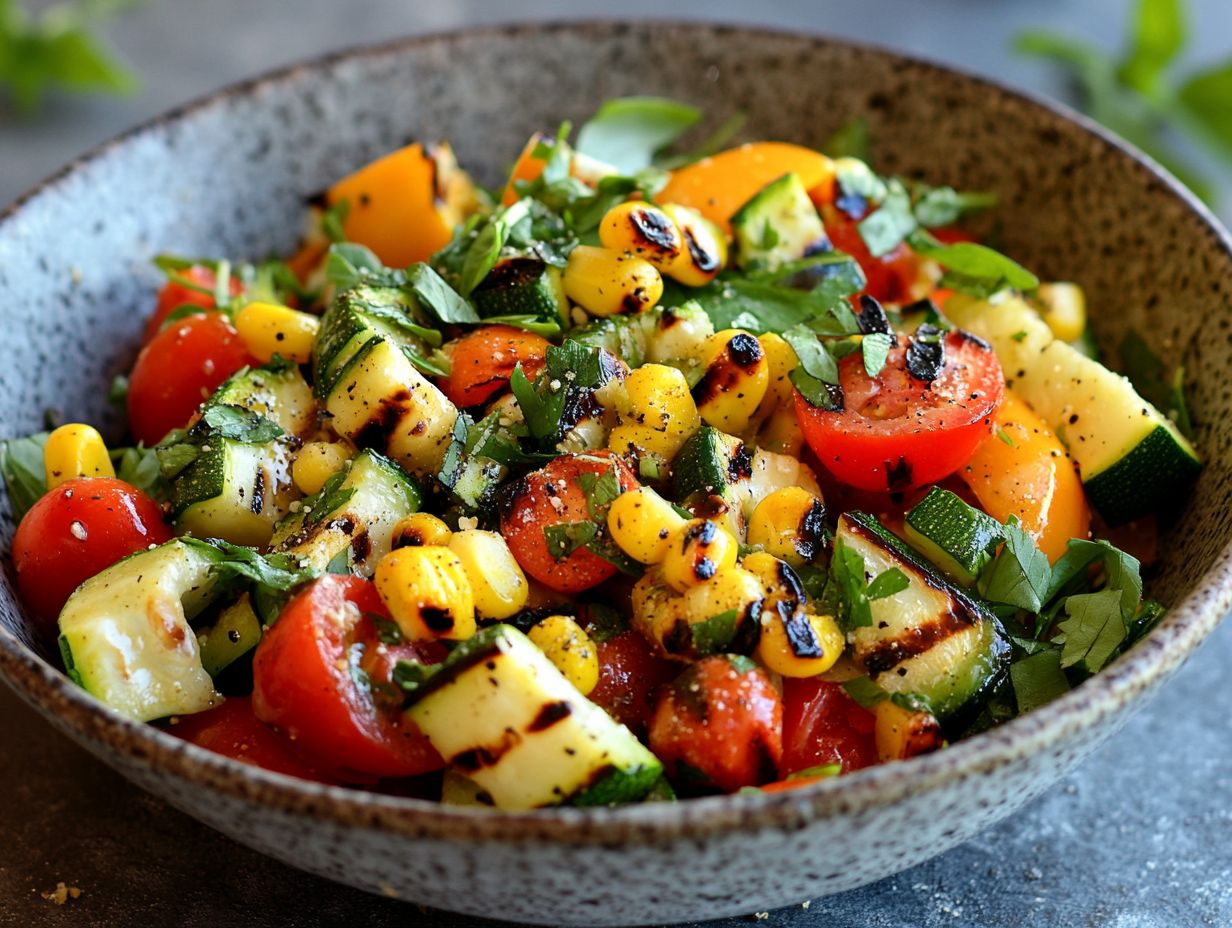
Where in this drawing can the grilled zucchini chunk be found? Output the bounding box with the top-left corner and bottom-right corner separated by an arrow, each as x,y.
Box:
945,294 -> 1200,524
271,449 -> 422,575
568,300 -> 714,370
836,511 -> 1009,720
903,487 -> 1004,587
162,361 -> 315,547
730,173 -> 829,271
406,625 -> 663,810
471,257 -> 569,325
58,540 -> 224,722
673,425 -> 821,539
313,286 -> 459,477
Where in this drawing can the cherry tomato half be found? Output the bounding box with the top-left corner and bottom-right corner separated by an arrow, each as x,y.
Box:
820,204 -> 921,304
584,627 -> 677,736
127,313 -> 258,446
500,452 -> 640,593
442,325 -> 550,408
780,678 -> 877,776
144,265 -> 242,344
12,477 -> 172,627
170,696 -> 338,784
795,329 -> 1004,492
252,574 -> 444,778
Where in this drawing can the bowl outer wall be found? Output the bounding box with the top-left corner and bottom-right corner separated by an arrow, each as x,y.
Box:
1,21 -> 1231,926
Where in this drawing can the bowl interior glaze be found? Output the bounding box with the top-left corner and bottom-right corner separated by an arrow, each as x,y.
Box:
1,21 -> 1231,926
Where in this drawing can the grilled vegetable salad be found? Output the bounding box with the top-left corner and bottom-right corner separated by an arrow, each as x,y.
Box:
1,98 -> 1200,807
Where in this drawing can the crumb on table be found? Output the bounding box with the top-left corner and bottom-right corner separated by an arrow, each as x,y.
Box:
40,882 -> 82,906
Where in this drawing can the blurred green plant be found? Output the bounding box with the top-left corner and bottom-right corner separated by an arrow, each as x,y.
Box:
0,0 -> 141,115
1016,0 -> 1232,207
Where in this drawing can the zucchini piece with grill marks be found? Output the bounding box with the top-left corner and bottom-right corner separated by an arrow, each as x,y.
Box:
406,625 -> 662,810
568,300 -> 714,369
903,487 -> 1004,586
471,257 -> 569,324
271,449 -> 421,575
730,173 -> 829,271
164,361 -> 315,547
836,511 -> 1009,720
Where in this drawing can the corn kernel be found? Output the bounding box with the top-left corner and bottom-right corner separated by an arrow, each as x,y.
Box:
528,615 -> 600,694
747,487 -> 828,566
449,529 -> 529,619
598,201 -> 683,271
661,518 -> 739,593
874,699 -> 944,762
756,609 -> 844,678
235,301 -> 320,363
43,423 -> 114,489
607,486 -> 688,565
291,441 -> 352,495
753,333 -> 798,421
1036,282 -> 1087,343
391,512 -> 453,549
563,245 -> 663,318
740,551 -> 807,616
375,545 -> 475,641
607,363 -> 701,460
692,329 -> 770,433
631,567 -> 764,659
660,203 -> 728,286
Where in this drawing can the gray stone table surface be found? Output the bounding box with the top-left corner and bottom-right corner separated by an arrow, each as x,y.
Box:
1,1 -> 1230,926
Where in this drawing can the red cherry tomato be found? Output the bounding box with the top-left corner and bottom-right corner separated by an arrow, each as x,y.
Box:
794,329 -> 1004,492
500,452 -> 640,593
12,477 -> 172,627
648,655 -> 783,794
144,265 -> 242,344
820,204 -> 921,304
127,313 -> 258,446
251,575 -> 445,778
170,696 -> 339,783
442,325 -> 550,408
584,628 -> 677,736
780,678 -> 878,776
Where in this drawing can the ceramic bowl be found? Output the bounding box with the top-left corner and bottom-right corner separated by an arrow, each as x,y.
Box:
1,21 -> 1230,927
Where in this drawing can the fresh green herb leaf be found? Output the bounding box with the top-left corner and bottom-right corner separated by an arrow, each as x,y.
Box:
368,613 -> 404,645
861,331 -> 895,377
655,111 -> 747,170
320,199 -> 350,243
0,432 -> 49,519
823,116 -> 871,161
1117,0 -> 1186,98
789,368 -> 843,410
198,405 -> 284,444
406,263 -> 479,324
826,542 -> 889,630
858,179 -> 916,257
108,374 -> 128,407
978,516 -> 1052,612
783,325 -> 839,385
544,521 -> 598,560
1011,648 -> 1071,712
576,96 -> 703,174
786,762 -> 844,781
996,428 -> 1016,448
1045,538 -> 1142,615
1057,588 -> 1128,673
576,468 -> 624,521
688,608 -> 741,655
456,200 -> 528,296
181,537 -> 318,597
479,314 -> 562,338
110,445 -> 169,502
911,185 -> 998,228
325,242 -> 405,290
841,675 -> 888,708
582,603 -> 629,643
909,231 -> 1039,294
866,567 -> 910,601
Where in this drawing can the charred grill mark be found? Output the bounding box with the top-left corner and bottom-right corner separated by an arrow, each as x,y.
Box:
664,619 -> 693,656
900,297 -> 939,317
474,256 -> 545,292
797,501 -> 828,561
683,228 -> 720,272
857,295 -> 893,335
250,468 -> 266,514
353,388 -> 414,451
782,604 -> 824,658
631,207 -> 680,257
692,337 -> 764,407
450,727 -> 521,774
885,456 -> 914,493
528,699 -> 573,732
497,477 -> 531,523
558,387 -> 603,434
595,348 -> 623,384
420,606 -> 455,633
660,306 -> 681,329
775,560 -> 806,604
350,529 -> 371,563
727,333 -> 764,369
906,325 -> 946,382
622,290 -> 651,314
728,443 -> 754,481
954,329 -> 993,351
863,610 -> 971,675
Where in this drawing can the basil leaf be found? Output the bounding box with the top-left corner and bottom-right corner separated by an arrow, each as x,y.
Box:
858,179 -> 916,257
576,96 -> 702,174
1057,589 -> 1128,673
479,314 -> 562,338
544,521 -> 598,560
1011,648 -> 1071,712
180,537 -> 318,595
861,331 -> 895,377
977,516 -> 1051,612
865,566 -> 910,600
199,405 -> 284,444
655,112 -> 747,170
0,432 -> 49,519
325,242 -> 405,290
406,263 -> 479,324
111,445 -> 170,503
912,185 -> 998,228
909,232 -> 1039,293
783,324 -> 839,384
789,368 -> 844,410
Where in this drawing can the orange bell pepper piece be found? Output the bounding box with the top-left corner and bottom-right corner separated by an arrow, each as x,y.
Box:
958,392 -> 1090,563
656,142 -> 836,233
326,142 -> 477,269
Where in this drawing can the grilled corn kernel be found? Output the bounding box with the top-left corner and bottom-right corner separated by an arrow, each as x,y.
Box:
754,332 -> 798,417
631,567 -> 764,659
747,487 -> 828,566
563,245 -> 663,318
391,512 -> 453,549
528,615 -> 599,694
1036,282 -> 1087,343
692,329 -> 770,433
598,201 -> 683,271
660,203 -> 728,287
874,699 -> 944,762
448,529 -> 529,620
291,441 -> 352,495
607,486 -> 688,564
740,551 -> 807,616
756,609 -> 844,678
234,301 -> 320,363
375,545 -> 476,641
43,423 -> 114,489
662,518 -> 739,593
607,363 -> 701,460
757,403 -> 805,457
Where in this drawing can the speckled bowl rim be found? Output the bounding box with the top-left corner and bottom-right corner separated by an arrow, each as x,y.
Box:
2,19 -> 1231,847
